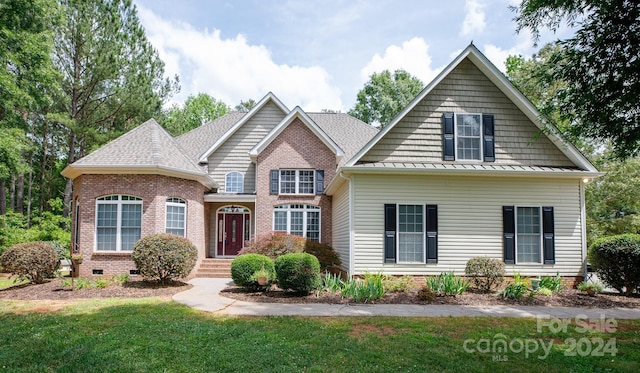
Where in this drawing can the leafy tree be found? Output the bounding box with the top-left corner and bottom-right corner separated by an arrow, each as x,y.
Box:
51,0 -> 178,217
234,99 -> 256,113
161,93 -> 229,136
586,156 -> 640,244
512,0 -> 640,158
349,69 -> 423,128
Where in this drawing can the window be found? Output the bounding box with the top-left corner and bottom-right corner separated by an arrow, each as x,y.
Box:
516,207 -> 541,263
273,204 -> 321,241
442,112 -> 495,162
166,198 -> 186,237
280,170 -> 313,194
456,114 -> 482,160
225,171 -> 244,193
96,195 -> 142,252
398,205 -> 424,262
503,206 -> 555,264
384,204 -> 438,264
270,170 -> 325,195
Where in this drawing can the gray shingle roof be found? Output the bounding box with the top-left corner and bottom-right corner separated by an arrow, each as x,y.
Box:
308,113 -> 379,166
175,112 -> 246,162
68,119 -> 211,179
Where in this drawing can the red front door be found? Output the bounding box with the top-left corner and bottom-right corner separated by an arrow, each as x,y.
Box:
218,213 -> 244,256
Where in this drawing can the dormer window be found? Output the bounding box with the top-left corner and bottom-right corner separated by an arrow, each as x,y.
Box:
442,112 -> 495,162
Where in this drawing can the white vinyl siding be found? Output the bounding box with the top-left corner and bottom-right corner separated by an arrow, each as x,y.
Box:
351,174 -> 583,277
331,180 -> 351,273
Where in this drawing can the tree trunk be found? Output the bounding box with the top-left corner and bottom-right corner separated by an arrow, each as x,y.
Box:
39,119 -> 50,213
62,131 -> 76,218
0,179 -> 6,215
9,175 -> 15,211
16,174 -> 24,214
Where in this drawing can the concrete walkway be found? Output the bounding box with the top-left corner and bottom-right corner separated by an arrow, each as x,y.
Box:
173,278 -> 640,319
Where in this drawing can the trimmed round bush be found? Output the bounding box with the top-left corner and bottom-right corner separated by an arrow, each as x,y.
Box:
238,232 -> 341,272
589,234 -> 640,296
230,254 -> 275,289
132,234 -> 197,283
274,253 -> 321,293
0,241 -> 59,284
465,256 -> 505,292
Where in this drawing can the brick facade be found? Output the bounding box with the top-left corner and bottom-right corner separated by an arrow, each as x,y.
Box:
255,118 -> 336,244
72,174 -> 207,277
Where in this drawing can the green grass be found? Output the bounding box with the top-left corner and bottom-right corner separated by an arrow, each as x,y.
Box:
0,276 -> 27,289
0,298 -> 638,372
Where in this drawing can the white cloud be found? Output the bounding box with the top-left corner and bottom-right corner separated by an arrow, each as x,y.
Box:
360,37 -> 442,85
482,32 -> 534,72
460,0 -> 486,37
137,6 -> 343,111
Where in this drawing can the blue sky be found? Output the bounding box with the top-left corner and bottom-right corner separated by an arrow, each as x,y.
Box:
133,0 -> 573,112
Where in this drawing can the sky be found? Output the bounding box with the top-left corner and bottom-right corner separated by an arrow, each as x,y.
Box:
133,0 -> 574,112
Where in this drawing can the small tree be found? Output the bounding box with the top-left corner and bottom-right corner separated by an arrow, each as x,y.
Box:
0,242 -> 58,284
132,234 -> 197,283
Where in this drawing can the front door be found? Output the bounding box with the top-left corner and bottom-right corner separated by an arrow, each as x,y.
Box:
218,213 -> 244,256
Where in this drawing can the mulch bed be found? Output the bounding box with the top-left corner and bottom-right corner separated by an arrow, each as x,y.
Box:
0,277 -> 191,300
221,285 -> 640,309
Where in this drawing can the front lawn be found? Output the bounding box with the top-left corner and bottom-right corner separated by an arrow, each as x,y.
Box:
1,298 -> 638,372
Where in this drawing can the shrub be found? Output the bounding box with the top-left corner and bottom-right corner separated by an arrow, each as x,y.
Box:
132,234 -> 197,283
0,241 -> 59,284
340,273 -> 386,302
230,254 -> 275,289
536,287 -> 553,296
274,253 -> 321,293
589,234 -> 640,296
425,272 -> 469,296
382,275 -> 414,293
464,257 -> 505,292
239,232 -> 341,272
417,286 -> 436,301
577,281 -> 604,295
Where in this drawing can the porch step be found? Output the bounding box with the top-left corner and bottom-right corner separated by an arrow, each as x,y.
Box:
195,258 -> 233,278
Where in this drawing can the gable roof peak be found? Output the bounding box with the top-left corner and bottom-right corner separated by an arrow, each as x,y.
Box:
346,44 -> 598,173
249,105 -> 344,161
197,92 -> 289,163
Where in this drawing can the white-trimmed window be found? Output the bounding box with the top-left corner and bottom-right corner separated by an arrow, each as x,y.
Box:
456,113 -> 482,160
273,204 -> 320,241
225,171 -> 244,193
96,195 -> 142,252
280,170 -> 314,194
166,198 -> 186,237
516,207 -> 541,263
398,204 -> 424,263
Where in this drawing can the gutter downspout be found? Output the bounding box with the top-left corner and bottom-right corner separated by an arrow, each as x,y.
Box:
580,179 -> 588,280
337,171 -> 354,278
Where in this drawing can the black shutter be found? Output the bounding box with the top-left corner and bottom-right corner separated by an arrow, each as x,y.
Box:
503,206 -> 515,264
315,170 -> 325,194
269,170 -> 279,195
542,206 -> 555,264
442,112 -> 455,161
384,204 -> 396,263
426,205 -> 438,263
483,114 -> 495,162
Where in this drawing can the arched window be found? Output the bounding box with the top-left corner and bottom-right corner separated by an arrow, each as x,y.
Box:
273,204 -> 320,241
166,198 -> 186,237
225,171 -> 244,193
96,195 -> 142,252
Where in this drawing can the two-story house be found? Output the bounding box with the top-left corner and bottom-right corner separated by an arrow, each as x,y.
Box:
62,44 -> 600,281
